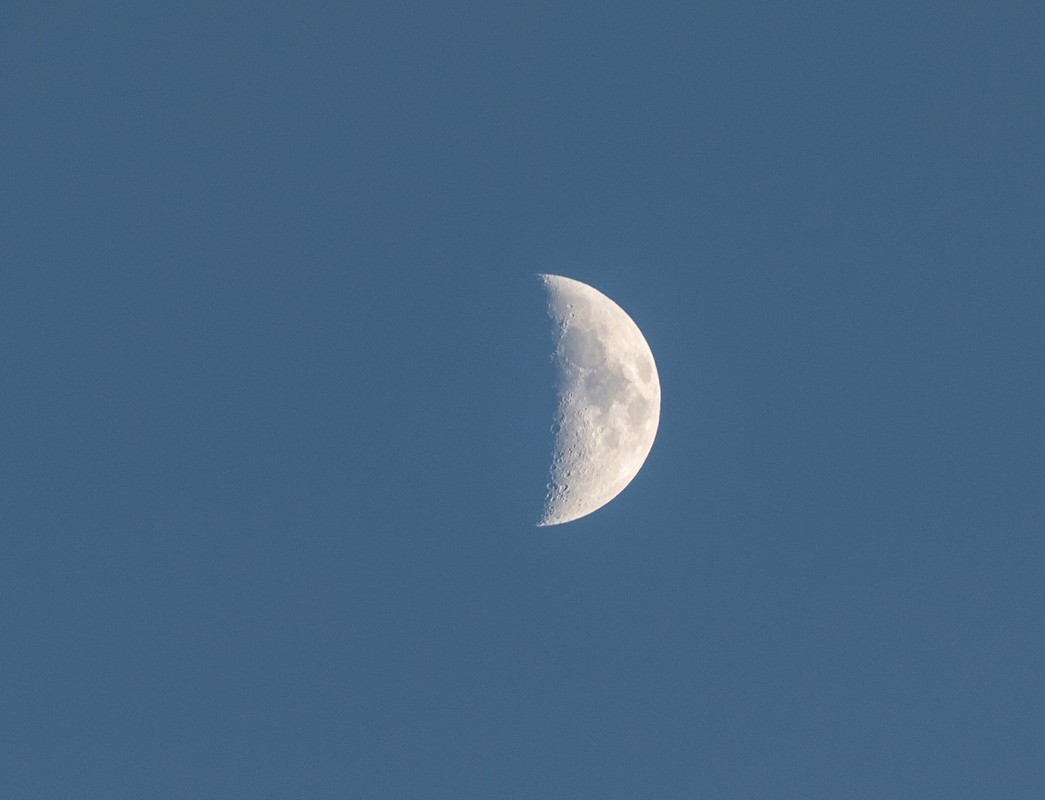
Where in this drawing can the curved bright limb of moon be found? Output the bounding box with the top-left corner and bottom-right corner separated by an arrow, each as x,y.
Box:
538,274 -> 661,526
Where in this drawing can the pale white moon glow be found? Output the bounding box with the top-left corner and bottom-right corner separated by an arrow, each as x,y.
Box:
538,274 -> 661,526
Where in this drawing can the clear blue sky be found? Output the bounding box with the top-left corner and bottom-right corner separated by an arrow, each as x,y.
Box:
4,2 -> 1044,797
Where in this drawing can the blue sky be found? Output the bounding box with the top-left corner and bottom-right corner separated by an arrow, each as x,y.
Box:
4,2 -> 1044,797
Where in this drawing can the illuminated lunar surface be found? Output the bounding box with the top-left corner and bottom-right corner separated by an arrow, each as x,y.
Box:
538,274 -> 661,526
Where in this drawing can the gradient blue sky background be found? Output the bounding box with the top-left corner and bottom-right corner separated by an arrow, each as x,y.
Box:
4,2 -> 1044,797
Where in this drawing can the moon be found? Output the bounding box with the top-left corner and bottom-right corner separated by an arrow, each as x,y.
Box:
538,274 -> 661,526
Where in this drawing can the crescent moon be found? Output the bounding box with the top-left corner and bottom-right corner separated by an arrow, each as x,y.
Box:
538,274 -> 661,526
